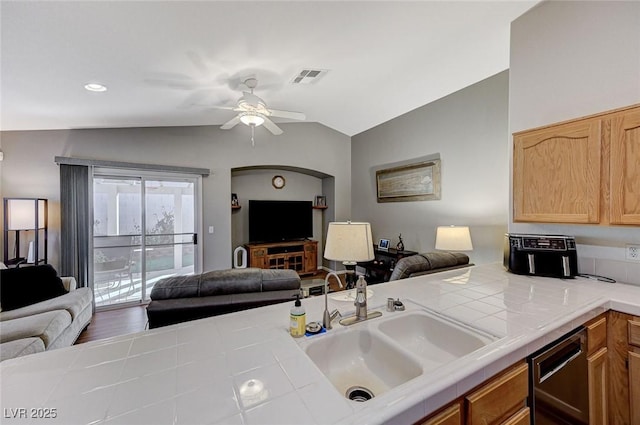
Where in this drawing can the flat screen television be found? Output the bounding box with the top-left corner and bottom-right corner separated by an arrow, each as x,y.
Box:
249,200 -> 313,243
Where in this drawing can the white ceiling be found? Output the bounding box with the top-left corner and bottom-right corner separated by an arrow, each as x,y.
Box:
0,1 -> 538,136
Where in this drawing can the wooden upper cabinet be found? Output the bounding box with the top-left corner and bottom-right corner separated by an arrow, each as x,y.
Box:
513,104 -> 640,225
513,119 -> 601,223
610,108 -> 640,224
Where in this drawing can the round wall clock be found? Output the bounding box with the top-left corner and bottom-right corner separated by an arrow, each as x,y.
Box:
272,175 -> 285,189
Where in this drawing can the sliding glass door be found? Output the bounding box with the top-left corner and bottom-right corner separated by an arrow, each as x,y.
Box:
92,171 -> 200,309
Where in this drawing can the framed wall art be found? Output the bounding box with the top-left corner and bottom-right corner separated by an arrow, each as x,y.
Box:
376,159 -> 441,203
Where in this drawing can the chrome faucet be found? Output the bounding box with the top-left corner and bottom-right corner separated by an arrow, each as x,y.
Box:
323,272 -> 343,330
339,275 -> 382,326
354,275 -> 368,320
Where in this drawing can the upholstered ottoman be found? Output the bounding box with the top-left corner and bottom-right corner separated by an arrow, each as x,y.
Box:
146,268 -> 301,328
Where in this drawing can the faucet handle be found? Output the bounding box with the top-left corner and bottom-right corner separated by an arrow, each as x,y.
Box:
330,309 -> 341,323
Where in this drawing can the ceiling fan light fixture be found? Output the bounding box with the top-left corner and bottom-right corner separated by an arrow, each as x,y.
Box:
239,112 -> 265,127
84,83 -> 107,92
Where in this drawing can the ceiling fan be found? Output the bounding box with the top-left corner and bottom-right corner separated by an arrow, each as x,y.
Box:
219,78 -> 305,144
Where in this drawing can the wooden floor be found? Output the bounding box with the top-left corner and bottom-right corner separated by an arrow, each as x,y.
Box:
75,305 -> 148,344
75,270 -> 345,345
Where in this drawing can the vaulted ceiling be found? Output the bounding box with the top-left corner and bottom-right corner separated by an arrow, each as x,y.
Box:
0,1 -> 538,136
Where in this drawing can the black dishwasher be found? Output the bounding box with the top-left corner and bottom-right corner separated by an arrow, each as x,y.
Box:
528,327 -> 589,425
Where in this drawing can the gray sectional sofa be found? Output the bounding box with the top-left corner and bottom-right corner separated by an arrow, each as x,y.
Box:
146,268 -> 301,328
0,271 -> 93,361
388,252 -> 471,281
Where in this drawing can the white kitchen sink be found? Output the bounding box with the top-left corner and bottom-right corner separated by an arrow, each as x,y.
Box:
304,328 -> 423,400
377,310 -> 495,372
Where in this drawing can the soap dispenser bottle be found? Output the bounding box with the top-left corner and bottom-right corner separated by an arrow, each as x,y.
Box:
290,294 -> 306,338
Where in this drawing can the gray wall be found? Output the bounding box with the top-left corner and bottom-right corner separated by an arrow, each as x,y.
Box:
0,122 -> 351,272
351,71 -> 510,265
510,0 -> 640,285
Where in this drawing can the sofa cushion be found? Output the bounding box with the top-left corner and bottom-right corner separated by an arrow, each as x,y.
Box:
0,338 -> 45,361
0,310 -> 72,348
149,274 -> 201,300
389,255 -> 430,281
389,252 -> 470,281
200,268 -> 263,296
261,269 -> 301,291
423,252 -> 468,269
0,265 -> 68,311
150,268 -> 301,301
0,287 -> 93,323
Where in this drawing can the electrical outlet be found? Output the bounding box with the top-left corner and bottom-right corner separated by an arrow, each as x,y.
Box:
626,244 -> 640,261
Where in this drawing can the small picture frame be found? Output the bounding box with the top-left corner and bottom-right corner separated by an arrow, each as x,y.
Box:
231,193 -> 239,207
378,238 -> 390,250
314,195 -> 326,207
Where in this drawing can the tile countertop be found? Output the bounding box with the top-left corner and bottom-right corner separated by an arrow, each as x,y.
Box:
1,263 -> 640,425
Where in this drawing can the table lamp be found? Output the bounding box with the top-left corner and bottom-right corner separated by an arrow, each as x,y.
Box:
435,225 -> 473,251
324,221 -> 375,289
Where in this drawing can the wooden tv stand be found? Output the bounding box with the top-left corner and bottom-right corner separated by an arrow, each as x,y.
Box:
245,240 -> 318,276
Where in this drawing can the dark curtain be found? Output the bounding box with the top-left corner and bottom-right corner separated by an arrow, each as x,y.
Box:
60,164 -> 90,288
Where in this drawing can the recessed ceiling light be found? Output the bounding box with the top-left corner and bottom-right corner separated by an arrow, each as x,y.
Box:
84,83 -> 107,92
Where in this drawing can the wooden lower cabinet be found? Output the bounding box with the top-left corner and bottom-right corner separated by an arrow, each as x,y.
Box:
586,316 -> 607,355
628,320 -> 640,424
584,314 -> 608,425
465,362 -> 529,425
587,347 -> 608,425
501,407 -> 529,425
607,310 -> 640,425
420,402 -> 462,425
629,350 -> 640,425
418,363 -> 529,425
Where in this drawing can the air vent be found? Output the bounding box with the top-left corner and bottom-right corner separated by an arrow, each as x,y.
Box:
291,69 -> 329,84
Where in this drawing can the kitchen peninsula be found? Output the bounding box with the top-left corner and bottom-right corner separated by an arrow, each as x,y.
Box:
1,263 -> 639,425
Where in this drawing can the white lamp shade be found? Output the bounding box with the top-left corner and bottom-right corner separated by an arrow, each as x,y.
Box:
7,199 -> 46,230
324,222 -> 375,262
435,226 -> 473,251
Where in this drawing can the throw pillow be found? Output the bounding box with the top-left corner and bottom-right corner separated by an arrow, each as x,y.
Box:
0,265 -> 68,311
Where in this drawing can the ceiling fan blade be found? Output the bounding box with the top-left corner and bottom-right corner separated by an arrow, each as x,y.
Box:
211,105 -> 238,111
262,117 -> 283,135
267,109 -> 306,120
221,116 -> 241,130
